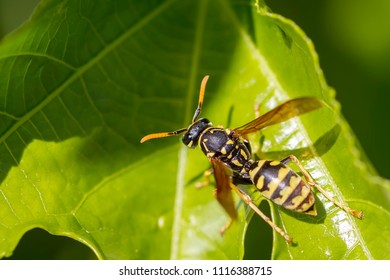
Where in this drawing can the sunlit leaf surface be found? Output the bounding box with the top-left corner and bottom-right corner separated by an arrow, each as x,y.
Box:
0,0 -> 389,259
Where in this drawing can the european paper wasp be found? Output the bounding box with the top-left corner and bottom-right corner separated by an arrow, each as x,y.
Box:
140,75 -> 363,243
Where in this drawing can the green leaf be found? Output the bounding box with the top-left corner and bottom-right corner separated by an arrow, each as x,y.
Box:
0,0 -> 389,260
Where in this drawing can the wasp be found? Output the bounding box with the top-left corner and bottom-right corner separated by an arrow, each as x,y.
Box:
141,75 -> 363,243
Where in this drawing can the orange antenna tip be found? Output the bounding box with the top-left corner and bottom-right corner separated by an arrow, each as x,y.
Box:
140,132 -> 170,143
199,75 -> 209,102
192,75 -> 210,122
140,128 -> 188,143
202,75 -> 209,83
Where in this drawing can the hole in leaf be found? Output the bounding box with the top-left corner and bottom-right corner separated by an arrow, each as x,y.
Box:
4,228 -> 97,260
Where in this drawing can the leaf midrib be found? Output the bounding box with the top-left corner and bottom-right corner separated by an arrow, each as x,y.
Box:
170,0 -> 208,260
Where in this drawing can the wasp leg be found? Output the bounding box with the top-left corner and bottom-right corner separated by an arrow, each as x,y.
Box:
229,183 -> 293,243
254,102 -> 261,119
281,155 -> 364,219
195,169 -> 213,188
219,218 -> 233,236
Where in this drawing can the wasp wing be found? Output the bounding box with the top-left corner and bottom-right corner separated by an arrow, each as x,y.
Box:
232,97 -> 323,137
210,158 -> 237,220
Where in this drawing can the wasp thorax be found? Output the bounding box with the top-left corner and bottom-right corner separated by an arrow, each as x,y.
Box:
182,118 -> 211,148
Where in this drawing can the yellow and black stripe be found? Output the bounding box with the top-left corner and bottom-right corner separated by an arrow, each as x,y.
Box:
249,160 -> 316,214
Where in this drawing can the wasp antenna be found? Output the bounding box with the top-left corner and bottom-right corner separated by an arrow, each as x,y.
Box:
192,75 -> 210,123
140,128 -> 187,143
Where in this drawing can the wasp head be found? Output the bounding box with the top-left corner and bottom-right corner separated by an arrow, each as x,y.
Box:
182,118 -> 211,148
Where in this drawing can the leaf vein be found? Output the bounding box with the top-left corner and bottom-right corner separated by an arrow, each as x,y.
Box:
170,0 -> 208,260
0,0 -> 177,146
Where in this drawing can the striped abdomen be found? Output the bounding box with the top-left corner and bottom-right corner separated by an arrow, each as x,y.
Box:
249,160 -> 316,215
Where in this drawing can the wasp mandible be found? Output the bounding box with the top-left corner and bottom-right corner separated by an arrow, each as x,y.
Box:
141,76 -> 363,243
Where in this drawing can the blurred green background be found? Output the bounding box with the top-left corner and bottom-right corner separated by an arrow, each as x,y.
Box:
1,0 -> 389,259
